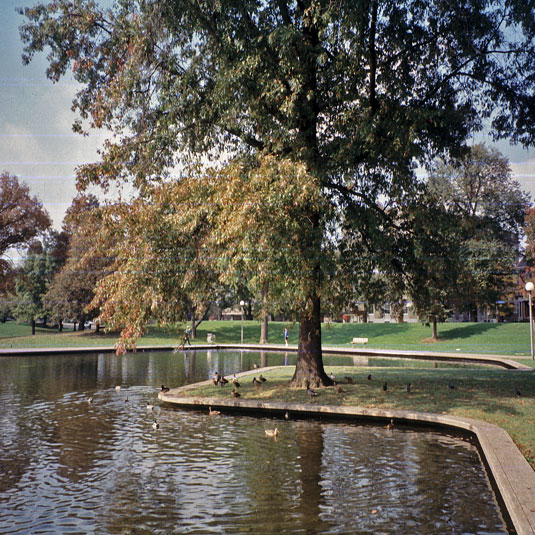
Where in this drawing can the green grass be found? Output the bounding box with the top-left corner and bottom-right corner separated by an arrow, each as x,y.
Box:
1,320 -> 534,359
184,365 -> 535,468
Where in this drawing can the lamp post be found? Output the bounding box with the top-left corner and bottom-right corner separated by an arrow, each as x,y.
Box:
525,282 -> 534,360
240,300 -> 245,345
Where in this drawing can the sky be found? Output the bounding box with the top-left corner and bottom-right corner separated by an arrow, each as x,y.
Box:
2,0 -> 535,234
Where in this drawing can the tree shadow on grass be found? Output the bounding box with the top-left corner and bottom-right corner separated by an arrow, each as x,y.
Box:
435,322 -> 502,341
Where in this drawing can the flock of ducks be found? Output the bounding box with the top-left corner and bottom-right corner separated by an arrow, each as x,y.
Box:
88,366 -> 480,438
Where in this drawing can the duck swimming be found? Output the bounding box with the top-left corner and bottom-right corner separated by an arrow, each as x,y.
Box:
265,428 -> 279,437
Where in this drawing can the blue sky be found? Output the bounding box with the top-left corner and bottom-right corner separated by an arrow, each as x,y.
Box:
2,0 -> 535,234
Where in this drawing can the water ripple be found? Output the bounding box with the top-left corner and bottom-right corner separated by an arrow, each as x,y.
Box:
0,352 -> 511,535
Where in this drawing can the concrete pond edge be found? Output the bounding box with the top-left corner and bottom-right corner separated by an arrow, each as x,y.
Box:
159,376 -> 535,535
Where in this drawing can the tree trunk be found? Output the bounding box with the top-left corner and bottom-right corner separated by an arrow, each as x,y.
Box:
290,292 -> 331,388
260,309 -> 269,344
31,319 -> 35,336
431,317 -> 438,340
59,320 -> 63,332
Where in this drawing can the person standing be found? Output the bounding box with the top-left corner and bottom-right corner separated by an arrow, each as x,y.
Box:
284,327 -> 289,346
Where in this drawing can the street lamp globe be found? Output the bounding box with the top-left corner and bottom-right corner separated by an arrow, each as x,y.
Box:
526,282 -> 534,292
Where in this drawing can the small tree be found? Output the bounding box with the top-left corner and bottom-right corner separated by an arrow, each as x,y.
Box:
14,239 -> 62,334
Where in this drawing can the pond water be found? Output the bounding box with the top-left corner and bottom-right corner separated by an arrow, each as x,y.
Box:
0,350 -> 510,534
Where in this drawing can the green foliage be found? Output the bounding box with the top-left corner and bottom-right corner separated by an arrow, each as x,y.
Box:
14,239 -> 63,324
427,144 -> 529,315
19,0 -> 535,363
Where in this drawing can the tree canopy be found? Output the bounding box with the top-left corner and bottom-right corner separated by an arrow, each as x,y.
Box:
0,172 -> 51,254
427,144 -> 529,319
19,0 -> 535,385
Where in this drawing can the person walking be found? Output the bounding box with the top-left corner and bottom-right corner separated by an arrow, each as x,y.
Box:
284,327 -> 289,346
184,326 -> 192,346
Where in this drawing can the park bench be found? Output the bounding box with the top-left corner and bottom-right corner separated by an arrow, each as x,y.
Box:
351,337 -> 368,346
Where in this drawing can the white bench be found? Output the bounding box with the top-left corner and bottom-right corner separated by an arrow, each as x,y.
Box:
351,337 -> 368,345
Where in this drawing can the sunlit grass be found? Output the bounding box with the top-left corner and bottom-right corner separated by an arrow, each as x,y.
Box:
1,320 -> 534,359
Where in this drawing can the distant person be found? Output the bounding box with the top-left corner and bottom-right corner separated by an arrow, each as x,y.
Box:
284,327 -> 289,346
184,326 -> 191,346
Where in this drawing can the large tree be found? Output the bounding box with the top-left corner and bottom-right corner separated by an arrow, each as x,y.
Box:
20,0 -> 535,385
428,144 -> 530,319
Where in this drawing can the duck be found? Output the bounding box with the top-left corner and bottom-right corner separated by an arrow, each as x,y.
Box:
253,377 -> 262,387
160,385 -> 170,393
334,384 -> 345,394
219,376 -> 229,386
211,377 -> 219,386
209,406 -> 221,416
87,396 -> 94,404
253,363 -> 259,369
306,382 -> 318,397
367,374 -> 372,381
448,382 -> 455,390
406,383 -> 411,393
213,372 -> 221,383
152,420 -> 160,430
344,376 -> 353,384
115,385 -> 121,391
382,382 -> 387,392
329,372 -> 336,382
265,428 -> 279,438
232,375 -> 241,388
146,403 -> 154,411
386,419 -> 394,430
515,388 -> 522,397
231,389 -> 241,398
258,374 -> 266,382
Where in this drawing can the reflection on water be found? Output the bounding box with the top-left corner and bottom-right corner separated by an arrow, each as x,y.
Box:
0,351 -> 509,534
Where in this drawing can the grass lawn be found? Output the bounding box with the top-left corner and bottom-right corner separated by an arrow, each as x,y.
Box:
1,320 -> 534,358
182,365 -> 535,468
